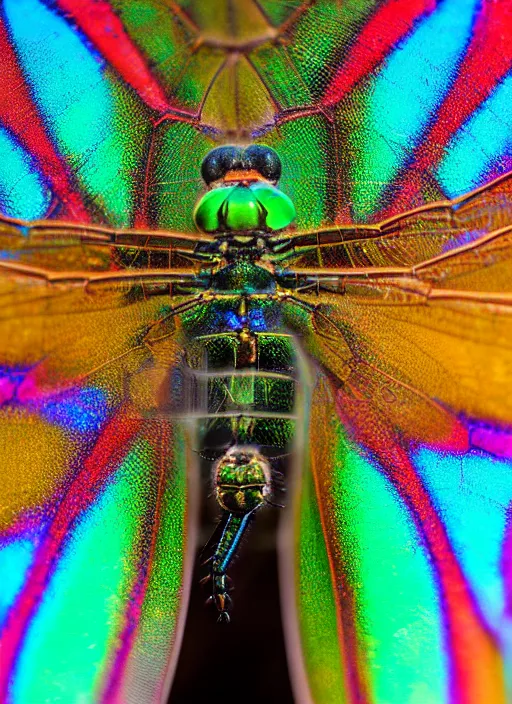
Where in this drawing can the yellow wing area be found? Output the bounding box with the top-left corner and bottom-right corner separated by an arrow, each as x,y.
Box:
0,263 -> 200,525
275,170 -> 512,269
0,212 -> 213,273
284,221 -> 512,446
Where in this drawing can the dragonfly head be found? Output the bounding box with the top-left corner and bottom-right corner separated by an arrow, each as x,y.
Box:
214,446 -> 272,514
194,145 -> 296,235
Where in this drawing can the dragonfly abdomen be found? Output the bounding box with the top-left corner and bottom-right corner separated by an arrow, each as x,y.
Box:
183,307 -> 299,619
206,446 -> 272,621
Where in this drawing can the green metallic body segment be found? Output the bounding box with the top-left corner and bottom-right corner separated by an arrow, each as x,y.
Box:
185,324 -> 297,451
207,374 -> 295,414
214,513 -> 251,568
210,261 -> 276,294
209,511 -> 253,619
210,443 -> 273,623
177,269 -> 300,619
215,448 -> 270,513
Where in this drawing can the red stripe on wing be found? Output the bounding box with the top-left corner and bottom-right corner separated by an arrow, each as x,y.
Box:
0,407 -> 143,698
54,0 -> 174,114
322,0 -> 438,107
0,16 -> 89,221
335,389 -> 502,701
101,420 -> 172,702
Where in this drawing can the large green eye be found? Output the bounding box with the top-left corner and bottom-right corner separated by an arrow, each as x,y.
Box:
193,186 -> 234,233
250,182 -> 296,230
223,186 -> 261,230
194,183 -> 296,234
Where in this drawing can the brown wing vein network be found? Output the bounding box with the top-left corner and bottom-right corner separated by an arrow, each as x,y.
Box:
153,0 -> 319,134
274,170 -> 512,269
0,213 -> 213,276
285,224 -> 512,437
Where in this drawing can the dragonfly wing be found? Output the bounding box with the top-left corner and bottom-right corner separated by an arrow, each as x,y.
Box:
0,213 -> 214,274
281,230 -> 512,702
272,171 -> 512,270
0,268 -> 200,703
250,2 -> 512,227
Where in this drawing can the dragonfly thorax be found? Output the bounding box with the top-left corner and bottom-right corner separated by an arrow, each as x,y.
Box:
214,446 -> 272,514
194,145 -> 296,235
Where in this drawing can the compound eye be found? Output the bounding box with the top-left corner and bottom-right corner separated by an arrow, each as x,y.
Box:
201,146 -> 243,185
243,145 -> 282,182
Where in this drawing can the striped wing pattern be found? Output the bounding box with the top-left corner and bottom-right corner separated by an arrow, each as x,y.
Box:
1,2 -> 512,703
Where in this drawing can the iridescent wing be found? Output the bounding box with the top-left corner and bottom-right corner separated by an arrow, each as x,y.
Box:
250,0 -> 512,227
269,170 -> 512,270
0,215 -> 209,701
277,189 -> 512,703
241,3 -> 512,702
2,2 -> 512,704
0,2 -> 225,700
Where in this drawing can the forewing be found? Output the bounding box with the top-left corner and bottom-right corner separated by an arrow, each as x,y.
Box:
250,1 -> 512,227
281,230 -> 512,702
272,171 -> 512,269
0,213 -> 214,276
0,266 -> 200,703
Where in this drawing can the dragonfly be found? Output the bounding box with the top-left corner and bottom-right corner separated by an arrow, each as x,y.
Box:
1,0 -> 512,702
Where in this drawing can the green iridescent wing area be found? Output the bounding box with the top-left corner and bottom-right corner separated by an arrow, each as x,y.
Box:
277,217 -> 512,702
0,235 -> 205,702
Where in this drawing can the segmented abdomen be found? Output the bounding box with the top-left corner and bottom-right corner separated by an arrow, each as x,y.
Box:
185,324 -> 298,456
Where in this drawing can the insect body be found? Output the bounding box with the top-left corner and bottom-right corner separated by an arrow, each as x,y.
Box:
208,447 -> 271,620
180,145 -> 299,620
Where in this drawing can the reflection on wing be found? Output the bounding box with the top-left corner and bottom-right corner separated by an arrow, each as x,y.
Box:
0,270 -> 201,703
271,171 -> 512,269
